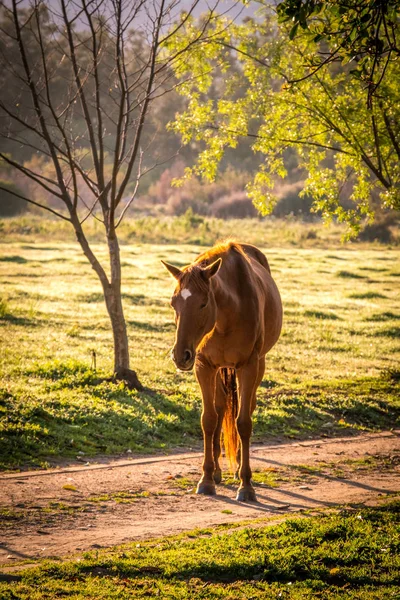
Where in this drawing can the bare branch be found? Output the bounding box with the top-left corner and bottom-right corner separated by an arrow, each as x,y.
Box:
33,0 -> 79,206
11,0 -> 72,207
82,0 -> 105,190
112,0 -> 166,214
0,152 -> 64,198
115,148 -> 143,227
60,0 -> 103,191
0,184 -> 70,221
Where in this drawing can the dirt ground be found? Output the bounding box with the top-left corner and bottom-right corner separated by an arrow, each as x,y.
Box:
1,431 -> 399,568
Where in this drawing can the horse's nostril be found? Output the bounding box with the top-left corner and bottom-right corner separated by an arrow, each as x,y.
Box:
183,349 -> 193,364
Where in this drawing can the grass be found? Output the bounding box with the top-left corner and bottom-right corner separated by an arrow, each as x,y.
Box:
87,490 -> 152,503
0,297 -> 10,318
1,500 -> 399,598
0,218 -> 399,470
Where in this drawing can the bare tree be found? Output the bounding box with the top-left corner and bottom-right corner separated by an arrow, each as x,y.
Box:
0,0 -> 221,389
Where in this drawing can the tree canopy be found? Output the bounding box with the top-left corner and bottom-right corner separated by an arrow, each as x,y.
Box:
170,2 -> 400,234
277,0 -> 400,107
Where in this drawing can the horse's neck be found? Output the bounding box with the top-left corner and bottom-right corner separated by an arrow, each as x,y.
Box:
211,277 -> 237,332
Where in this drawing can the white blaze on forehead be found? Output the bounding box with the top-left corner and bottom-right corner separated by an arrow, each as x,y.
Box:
180,288 -> 192,301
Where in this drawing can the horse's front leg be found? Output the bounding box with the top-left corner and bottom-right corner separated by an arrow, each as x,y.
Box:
236,357 -> 259,502
195,359 -> 218,496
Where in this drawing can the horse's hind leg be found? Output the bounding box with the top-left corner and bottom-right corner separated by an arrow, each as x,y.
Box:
213,375 -> 227,485
234,357 -> 265,481
252,356 -> 265,413
236,357 -> 259,502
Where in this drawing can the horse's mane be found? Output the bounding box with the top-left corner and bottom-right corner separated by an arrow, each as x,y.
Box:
194,239 -> 250,266
179,238 -> 250,291
177,240 -> 249,293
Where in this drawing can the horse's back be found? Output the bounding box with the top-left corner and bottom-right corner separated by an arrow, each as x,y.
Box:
238,244 -> 282,354
239,243 -> 271,274
214,241 -> 282,357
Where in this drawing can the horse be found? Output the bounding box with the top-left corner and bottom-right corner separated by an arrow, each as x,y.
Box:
162,241 -> 282,502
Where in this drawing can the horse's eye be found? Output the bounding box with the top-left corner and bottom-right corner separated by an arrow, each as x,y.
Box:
200,302 -> 207,309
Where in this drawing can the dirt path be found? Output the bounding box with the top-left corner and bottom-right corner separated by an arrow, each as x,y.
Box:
1,431 -> 399,566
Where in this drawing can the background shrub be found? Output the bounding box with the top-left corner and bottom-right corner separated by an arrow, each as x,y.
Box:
0,180 -> 28,217
358,212 -> 399,243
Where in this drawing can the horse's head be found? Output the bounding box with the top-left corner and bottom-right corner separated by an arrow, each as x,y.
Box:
162,258 -> 221,371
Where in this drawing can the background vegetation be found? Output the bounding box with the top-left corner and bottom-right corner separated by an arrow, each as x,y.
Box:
1,2 -> 398,235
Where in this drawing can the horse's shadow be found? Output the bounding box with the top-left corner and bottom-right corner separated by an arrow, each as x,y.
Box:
212,457 -> 398,513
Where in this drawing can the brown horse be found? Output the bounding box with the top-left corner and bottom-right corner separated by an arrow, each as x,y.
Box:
162,241 -> 282,502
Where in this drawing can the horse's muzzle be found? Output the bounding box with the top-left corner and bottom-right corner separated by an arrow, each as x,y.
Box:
172,347 -> 195,371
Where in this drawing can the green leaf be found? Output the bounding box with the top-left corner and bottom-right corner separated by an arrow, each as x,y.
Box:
349,27 -> 359,42
349,68 -> 362,78
360,13 -> 372,23
312,3 -> 324,15
289,22 -> 299,40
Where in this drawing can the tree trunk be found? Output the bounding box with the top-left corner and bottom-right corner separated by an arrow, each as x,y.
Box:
103,282 -> 143,391
105,228 -> 143,391
72,216 -> 143,391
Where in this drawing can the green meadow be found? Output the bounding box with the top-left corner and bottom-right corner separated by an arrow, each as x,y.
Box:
0,216 -> 399,470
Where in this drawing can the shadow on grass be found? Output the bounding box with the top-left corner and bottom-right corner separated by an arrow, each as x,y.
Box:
254,379 -> 400,439
128,320 -> 174,332
123,293 -> 165,307
0,313 -> 36,326
374,326 -> 400,338
365,312 -> 400,322
24,360 -> 102,387
304,310 -> 342,320
259,379 -> 279,389
349,291 -> 387,299
0,572 -> 22,583
336,270 -> 366,279
21,245 -> 60,251
2,272 -> 41,278
326,254 -> 347,260
0,371 -> 201,470
75,292 -> 104,303
0,255 -> 28,263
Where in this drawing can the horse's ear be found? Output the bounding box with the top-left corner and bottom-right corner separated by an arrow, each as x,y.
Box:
202,258 -> 222,280
161,260 -> 183,280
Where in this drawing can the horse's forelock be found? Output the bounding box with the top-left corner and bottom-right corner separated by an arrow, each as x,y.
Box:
179,266 -> 208,294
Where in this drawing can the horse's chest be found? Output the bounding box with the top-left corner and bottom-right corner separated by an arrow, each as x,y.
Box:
203,329 -> 256,368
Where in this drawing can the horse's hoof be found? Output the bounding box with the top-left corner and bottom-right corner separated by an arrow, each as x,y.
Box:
236,487 -> 257,502
214,469 -> 222,484
196,481 -> 216,496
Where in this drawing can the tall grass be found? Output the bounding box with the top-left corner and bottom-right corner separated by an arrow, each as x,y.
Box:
3,213 -> 397,247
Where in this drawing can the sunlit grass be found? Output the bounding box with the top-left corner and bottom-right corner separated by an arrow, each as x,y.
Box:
0,226 -> 399,469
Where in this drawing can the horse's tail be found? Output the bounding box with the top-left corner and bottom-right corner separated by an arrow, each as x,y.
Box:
220,367 -> 238,472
